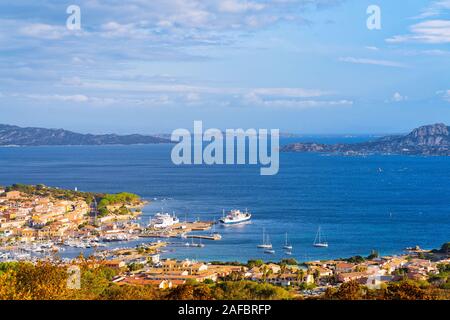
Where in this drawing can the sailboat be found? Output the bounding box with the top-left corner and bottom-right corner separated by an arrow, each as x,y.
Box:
185,237 -> 205,248
257,228 -> 273,249
210,217 -> 222,240
283,233 -> 293,250
263,234 -> 275,254
313,226 -> 328,248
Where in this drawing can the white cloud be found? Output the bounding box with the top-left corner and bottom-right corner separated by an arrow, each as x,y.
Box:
243,88 -> 352,109
442,90 -> 450,102
7,80 -> 352,109
66,78 -> 332,98
243,92 -> 353,108
421,49 -> 450,56
392,92 -> 408,102
25,94 -> 90,103
338,57 -> 408,68
218,0 -> 265,13
413,0 -> 450,19
19,23 -> 83,40
387,20 -> 450,44
248,87 -> 329,98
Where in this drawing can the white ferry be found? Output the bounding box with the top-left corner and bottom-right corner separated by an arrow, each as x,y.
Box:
149,212 -> 180,229
219,209 -> 251,225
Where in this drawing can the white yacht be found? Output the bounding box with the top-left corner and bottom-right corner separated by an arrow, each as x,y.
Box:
257,228 -> 273,249
283,233 -> 293,250
313,226 -> 329,248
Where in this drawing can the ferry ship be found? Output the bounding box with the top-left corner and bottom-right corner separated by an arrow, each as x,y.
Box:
149,212 -> 180,229
219,209 -> 251,225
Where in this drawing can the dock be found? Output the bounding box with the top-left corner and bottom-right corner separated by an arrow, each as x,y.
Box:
139,220 -> 221,241
186,234 -> 222,241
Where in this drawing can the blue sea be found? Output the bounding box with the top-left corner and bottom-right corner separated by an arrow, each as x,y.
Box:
0,136 -> 449,263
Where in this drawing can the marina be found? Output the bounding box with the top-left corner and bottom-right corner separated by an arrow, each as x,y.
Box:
1,143 -> 449,263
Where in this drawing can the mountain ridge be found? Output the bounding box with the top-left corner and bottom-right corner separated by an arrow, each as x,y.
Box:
0,124 -> 171,146
281,123 -> 450,156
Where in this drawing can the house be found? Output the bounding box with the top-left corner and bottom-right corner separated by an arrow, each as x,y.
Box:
335,263 -> 356,273
310,266 -> 333,277
209,265 -> 244,278
6,191 -> 21,200
266,263 -> 281,274
382,257 -> 407,273
189,262 -> 209,275
162,259 -> 208,275
266,274 -> 296,286
148,254 -> 160,264
405,259 -> 438,274
103,260 -> 126,269
337,272 -> 368,283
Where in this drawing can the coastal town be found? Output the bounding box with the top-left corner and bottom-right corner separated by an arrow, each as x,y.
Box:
110,244 -> 450,298
0,184 -> 449,300
0,184 -> 216,257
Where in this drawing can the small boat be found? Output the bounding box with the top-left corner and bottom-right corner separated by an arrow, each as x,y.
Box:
220,209 -> 251,225
210,218 -> 222,239
313,226 -> 328,248
264,248 -> 276,255
283,233 -> 293,250
185,237 -> 205,248
179,233 -> 188,239
285,250 -> 292,256
257,228 -> 273,249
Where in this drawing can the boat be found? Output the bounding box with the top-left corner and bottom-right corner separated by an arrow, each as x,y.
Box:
179,232 -> 188,239
313,226 -> 328,248
284,250 -> 292,256
264,248 -> 276,255
257,228 -> 273,249
185,237 -> 205,248
210,218 -> 222,239
283,233 -> 293,250
219,209 -> 251,225
149,212 -> 180,229
194,239 -> 205,248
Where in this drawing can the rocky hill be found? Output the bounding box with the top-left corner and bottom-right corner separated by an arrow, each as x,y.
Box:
281,124 -> 450,156
0,124 -> 171,146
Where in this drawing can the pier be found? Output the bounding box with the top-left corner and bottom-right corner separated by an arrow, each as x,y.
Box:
186,234 -> 222,241
139,221 -> 220,240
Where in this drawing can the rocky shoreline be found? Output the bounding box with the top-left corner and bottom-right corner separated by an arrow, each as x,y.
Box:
282,123 -> 450,156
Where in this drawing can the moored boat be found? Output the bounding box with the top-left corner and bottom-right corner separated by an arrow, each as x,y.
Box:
283,233 -> 293,250
257,228 -> 273,249
313,226 -> 328,248
219,209 -> 251,225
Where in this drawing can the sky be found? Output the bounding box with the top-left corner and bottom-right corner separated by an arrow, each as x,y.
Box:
0,0 -> 450,134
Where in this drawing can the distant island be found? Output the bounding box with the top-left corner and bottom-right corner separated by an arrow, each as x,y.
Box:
282,123 -> 450,156
0,124 -> 171,146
